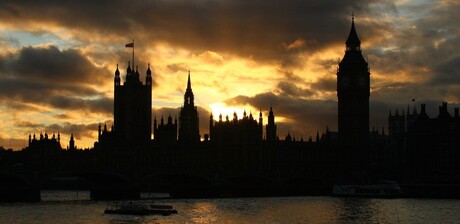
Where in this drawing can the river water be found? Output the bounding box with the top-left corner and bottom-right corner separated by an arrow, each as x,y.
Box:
0,191 -> 459,223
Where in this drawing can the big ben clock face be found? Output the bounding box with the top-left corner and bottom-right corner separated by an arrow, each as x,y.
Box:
342,76 -> 350,88
359,77 -> 367,88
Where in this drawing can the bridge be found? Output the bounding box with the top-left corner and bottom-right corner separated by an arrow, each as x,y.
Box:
0,141 -> 338,202
0,167 -> 332,201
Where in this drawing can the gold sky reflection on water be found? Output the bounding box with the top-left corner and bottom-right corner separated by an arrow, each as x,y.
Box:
189,202 -> 218,223
2,192 -> 460,223
180,197 -> 349,223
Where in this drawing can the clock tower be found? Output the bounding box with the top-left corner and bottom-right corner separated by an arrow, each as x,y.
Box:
337,15 -> 370,177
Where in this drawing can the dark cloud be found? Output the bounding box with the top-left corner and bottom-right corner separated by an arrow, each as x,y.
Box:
53,114 -> 72,120
16,120 -> 42,129
0,46 -> 107,83
275,81 -> 314,98
370,80 -> 456,105
311,77 -> 336,92
0,0 -> 384,67
431,56 -> 460,85
0,45 -> 112,114
364,1 -> 460,102
167,63 -> 189,73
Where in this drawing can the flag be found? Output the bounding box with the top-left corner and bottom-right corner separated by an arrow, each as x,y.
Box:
125,42 -> 134,48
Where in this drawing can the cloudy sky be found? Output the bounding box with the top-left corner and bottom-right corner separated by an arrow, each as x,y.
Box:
0,0 -> 459,149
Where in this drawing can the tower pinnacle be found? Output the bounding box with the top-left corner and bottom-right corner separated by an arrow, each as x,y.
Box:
346,14 -> 361,51
184,70 -> 194,107
187,70 -> 192,91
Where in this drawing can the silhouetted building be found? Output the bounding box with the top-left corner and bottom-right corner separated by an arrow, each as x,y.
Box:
406,103 -> 460,181
6,18 -> 460,201
26,132 -> 62,153
178,71 -> 200,143
388,105 -> 419,138
406,105 -> 419,130
389,109 -> 405,137
210,110 -> 263,145
387,108 -> 408,177
97,123 -> 114,147
336,16 -> 370,177
113,62 -> 152,146
68,134 -> 75,150
266,107 -> 277,142
154,115 -> 177,145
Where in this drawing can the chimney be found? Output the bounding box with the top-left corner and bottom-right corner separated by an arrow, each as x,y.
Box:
421,104 -> 426,114
439,102 -> 448,114
438,102 -> 451,119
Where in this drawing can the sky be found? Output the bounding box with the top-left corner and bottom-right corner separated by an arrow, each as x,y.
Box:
0,0 -> 459,149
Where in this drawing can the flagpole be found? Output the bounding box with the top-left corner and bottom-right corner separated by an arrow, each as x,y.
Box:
132,39 -> 135,69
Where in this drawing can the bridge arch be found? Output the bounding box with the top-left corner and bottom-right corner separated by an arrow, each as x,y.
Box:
0,172 -> 32,187
218,174 -> 281,197
0,172 -> 40,202
37,171 -> 134,187
140,172 -> 214,186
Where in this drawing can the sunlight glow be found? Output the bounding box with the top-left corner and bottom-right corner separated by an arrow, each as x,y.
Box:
210,102 -> 260,121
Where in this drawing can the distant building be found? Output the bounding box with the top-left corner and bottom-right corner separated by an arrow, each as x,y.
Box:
265,107 -> 277,142
154,115 -> 177,145
389,109 -> 406,138
209,110 -> 263,145
67,133 -> 76,150
178,71 -> 200,143
406,103 -> 460,181
27,132 -> 62,153
336,16 -> 371,177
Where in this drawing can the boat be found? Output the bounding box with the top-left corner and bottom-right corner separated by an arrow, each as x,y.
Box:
104,202 -> 178,216
333,182 -> 403,198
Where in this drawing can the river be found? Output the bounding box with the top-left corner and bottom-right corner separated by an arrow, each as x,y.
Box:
0,191 -> 459,223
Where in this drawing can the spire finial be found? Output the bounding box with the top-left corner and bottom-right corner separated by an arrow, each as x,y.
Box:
187,70 -> 191,90
346,11 -> 361,50
352,11 -> 354,22
146,62 -> 152,76
115,64 -> 120,77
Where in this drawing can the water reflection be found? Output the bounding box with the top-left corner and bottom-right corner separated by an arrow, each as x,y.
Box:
1,191 -> 460,223
335,198 -> 374,223
190,202 -> 218,223
334,198 -> 402,224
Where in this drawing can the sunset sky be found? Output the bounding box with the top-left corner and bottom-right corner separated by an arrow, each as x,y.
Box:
0,0 -> 459,149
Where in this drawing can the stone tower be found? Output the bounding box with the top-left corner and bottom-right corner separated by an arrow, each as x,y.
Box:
178,71 -> 200,143
113,62 -> 152,146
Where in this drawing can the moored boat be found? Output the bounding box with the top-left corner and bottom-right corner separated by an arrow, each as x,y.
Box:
333,182 -> 403,198
104,202 -> 177,216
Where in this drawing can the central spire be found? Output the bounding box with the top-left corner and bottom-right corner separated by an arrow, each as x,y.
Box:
187,70 -> 192,91
184,70 -> 194,107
